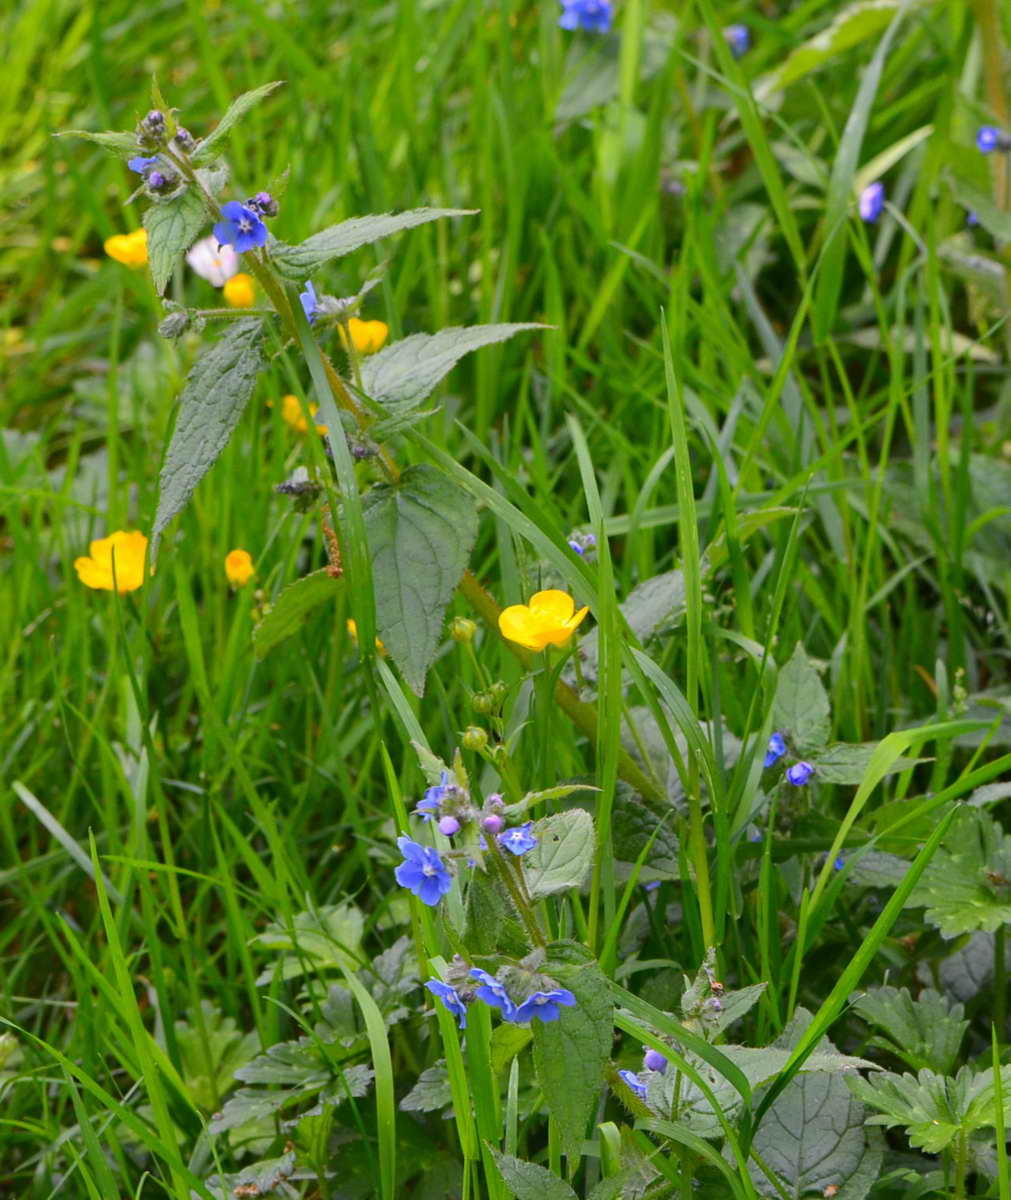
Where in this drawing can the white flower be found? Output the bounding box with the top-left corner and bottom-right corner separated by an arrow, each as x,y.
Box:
185,235 -> 240,286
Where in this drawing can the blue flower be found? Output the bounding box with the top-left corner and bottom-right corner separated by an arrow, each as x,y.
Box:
498,822 -> 537,856
785,761 -> 815,787
618,1069 -> 647,1100
470,968 -> 516,1019
724,24 -> 750,58
425,979 -> 468,1028
512,988 -> 577,1024
643,1047 -> 667,1073
128,155 -> 158,175
559,0 -> 612,33
642,879 -> 662,892
859,182 -> 885,223
763,732 -> 786,768
213,201 -> 268,254
394,836 -> 453,906
833,853 -> 846,871
300,281 -> 319,324
967,209 -> 979,228
977,125 -> 1003,154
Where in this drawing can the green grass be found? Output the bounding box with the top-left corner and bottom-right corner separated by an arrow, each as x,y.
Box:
3,0 -> 1011,1195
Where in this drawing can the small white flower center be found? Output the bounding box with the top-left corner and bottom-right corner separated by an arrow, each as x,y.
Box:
238,217 -> 253,233
534,995 -> 548,1004
422,864 -> 437,877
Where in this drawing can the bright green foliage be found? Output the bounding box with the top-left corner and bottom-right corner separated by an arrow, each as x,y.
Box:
143,188 -> 209,295
771,643 -> 831,755
190,80 -> 285,164
523,809 -> 596,901
253,568 -> 343,659
852,986 -> 968,1074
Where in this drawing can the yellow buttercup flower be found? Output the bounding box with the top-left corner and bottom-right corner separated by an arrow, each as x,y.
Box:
104,229 -> 148,267
498,589 -> 589,651
74,530 -> 148,593
224,548 -> 254,586
340,318 -> 388,355
347,618 -> 387,655
223,273 -> 256,308
277,393 -> 328,436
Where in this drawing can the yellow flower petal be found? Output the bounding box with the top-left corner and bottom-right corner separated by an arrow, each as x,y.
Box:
278,394 -> 327,436
223,273 -> 256,308
498,590 -> 589,651
224,548 -> 254,586
104,229 -> 148,267
529,589 -> 575,623
339,318 -> 389,355
75,530 -> 148,592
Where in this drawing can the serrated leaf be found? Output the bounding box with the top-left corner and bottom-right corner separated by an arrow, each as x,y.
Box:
208,1086 -> 287,1134
772,643 -> 831,755
489,1150 -> 578,1200
270,208 -> 475,277
810,741 -> 920,785
358,323 -> 544,417
152,319 -> 265,558
58,128 -> 138,157
204,1149 -> 296,1199
906,807 -> 1011,938
852,986 -> 966,1074
143,186 -> 207,295
532,949 -> 612,1158
192,81 -> 285,164
234,1039 -> 329,1088
361,463 -> 478,695
251,903 -> 365,984
523,810 -> 595,901
173,1001 -> 258,1111
756,0 -> 932,99
253,569 -> 343,660
400,1063 -> 453,1113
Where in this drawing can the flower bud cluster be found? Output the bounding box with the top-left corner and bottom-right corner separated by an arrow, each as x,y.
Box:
413,773 -> 512,843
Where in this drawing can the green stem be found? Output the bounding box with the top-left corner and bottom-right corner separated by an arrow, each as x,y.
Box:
995,925 -> 1007,1043
486,836 -> 545,948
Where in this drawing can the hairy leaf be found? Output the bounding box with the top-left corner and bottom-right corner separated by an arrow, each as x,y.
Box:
400,1063 -> 452,1113
253,569 -> 343,660
192,81 -> 285,164
362,464 -> 478,695
358,323 -> 543,417
152,319 -> 265,558
144,186 -> 207,295
810,741 -> 919,785
852,986 -> 966,1074
772,643 -> 831,755
271,208 -> 475,277
58,128 -> 139,157
524,809 -> 595,901
489,1150 -> 578,1200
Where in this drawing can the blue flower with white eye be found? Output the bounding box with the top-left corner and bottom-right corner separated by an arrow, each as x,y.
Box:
300,280 -> 318,324
978,126 -> 1002,153
425,979 -> 468,1028
559,0 -> 612,33
618,1069 -> 648,1100
512,988 -> 577,1024
724,24 -> 750,58
394,836 -> 453,906
763,732 -> 786,768
786,761 -> 815,787
470,968 -> 516,1019
498,822 -> 537,856
415,770 -> 451,819
213,201 -> 268,253
859,182 -> 885,223
128,155 -> 158,174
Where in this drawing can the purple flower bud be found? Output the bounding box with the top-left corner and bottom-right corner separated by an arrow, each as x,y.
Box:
858,181 -> 885,223
643,1047 -> 667,1073
486,793 -> 504,810
250,191 -> 279,218
438,815 -> 460,837
786,761 -> 815,787
146,109 -> 165,127
482,813 -> 504,835
147,170 -> 166,191
978,125 -> 1003,154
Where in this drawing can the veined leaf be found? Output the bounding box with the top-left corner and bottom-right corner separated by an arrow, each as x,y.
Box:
253,569 -> 343,660
358,323 -> 544,417
152,319 -> 265,559
58,129 -> 138,157
772,643 -> 831,756
270,208 -> 476,277
192,81 -> 285,164
361,464 -> 478,696
144,186 -> 208,295
524,810 -> 595,901
852,986 -> 967,1074
489,1151 -> 578,1200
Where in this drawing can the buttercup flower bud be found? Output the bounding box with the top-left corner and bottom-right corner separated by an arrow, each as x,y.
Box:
462,726 -> 488,751
472,691 -> 495,715
450,616 -> 477,644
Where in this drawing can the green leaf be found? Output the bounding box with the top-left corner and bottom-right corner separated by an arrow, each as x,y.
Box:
204,1150 -> 296,1200
362,463 -> 479,696
852,986 -> 967,1074
906,807 -> 1011,937
523,810 -> 595,901
578,567 -> 685,683
253,569 -> 343,660
610,788 -> 679,879
151,319 -> 265,559
810,741 -> 920,785
400,1063 -> 452,1113
772,643 -> 831,756
949,177 -> 1011,243
251,902 -> 365,984
756,0 -> 931,99
173,1002 -> 258,1111
192,81 -> 285,164
358,323 -> 544,417
532,949 -> 612,1158
143,186 -> 208,295
58,128 -> 139,157
490,1022 -> 532,1075
270,208 -> 476,277
233,1039 -> 331,1088
489,1150 -> 578,1200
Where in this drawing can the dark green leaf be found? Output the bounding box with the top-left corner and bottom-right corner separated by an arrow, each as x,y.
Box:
253,569 -> 343,660
152,319 -> 265,558
852,986 -> 967,1073
173,1001 -> 258,1111
400,1063 -> 452,1113
234,1039 -> 329,1088
143,186 -> 208,295
251,902 -> 365,984
362,464 -> 479,695
523,810 -> 595,901
610,788 -> 679,879
192,81 -> 285,164
358,324 -> 544,417
811,741 -> 920,784
204,1150 -> 296,1199
489,1150 -> 578,1200
270,208 -> 475,277
772,643 -> 831,755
